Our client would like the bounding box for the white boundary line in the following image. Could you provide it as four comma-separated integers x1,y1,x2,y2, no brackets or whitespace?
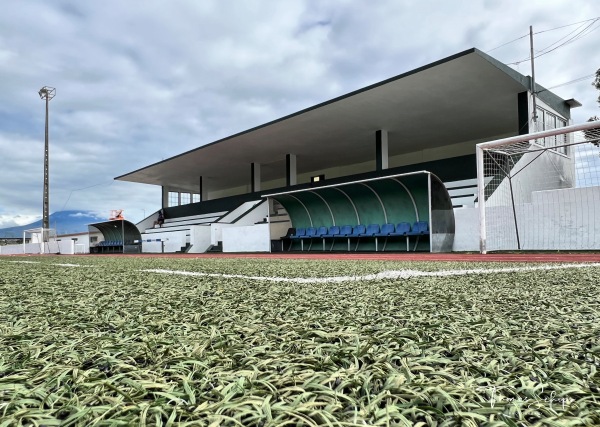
7,261,92,267
4,260,600,280
141,263,600,284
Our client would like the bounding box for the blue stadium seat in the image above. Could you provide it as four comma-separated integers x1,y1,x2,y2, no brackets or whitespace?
299,227,317,251
351,225,366,236
378,223,396,236
288,228,305,251
408,221,429,235
393,222,412,236
301,227,317,238
374,223,396,251
320,225,340,251
316,226,328,237
339,225,353,237
322,226,340,238
348,225,366,251
290,228,305,239
396,221,429,251
314,226,328,251
360,224,381,250
362,224,380,236
384,222,412,251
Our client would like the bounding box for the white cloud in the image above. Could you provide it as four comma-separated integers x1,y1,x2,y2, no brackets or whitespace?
0,214,41,229
0,0,598,225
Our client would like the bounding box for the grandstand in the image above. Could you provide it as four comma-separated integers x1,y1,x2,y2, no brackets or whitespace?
112,47,595,253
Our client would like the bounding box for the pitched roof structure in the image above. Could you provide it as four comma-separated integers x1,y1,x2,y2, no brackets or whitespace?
115,48,571,194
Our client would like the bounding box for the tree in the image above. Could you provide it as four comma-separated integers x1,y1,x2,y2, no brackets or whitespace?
584,68,600,147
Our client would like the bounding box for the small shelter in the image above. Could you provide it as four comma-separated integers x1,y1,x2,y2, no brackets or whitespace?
88,220,141,253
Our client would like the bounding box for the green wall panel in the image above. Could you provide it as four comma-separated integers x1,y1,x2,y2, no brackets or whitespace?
397,175,430,222
275,195,312,229
338,185,386,226
294,192,334,227
317,188,359,226
367,179,417,225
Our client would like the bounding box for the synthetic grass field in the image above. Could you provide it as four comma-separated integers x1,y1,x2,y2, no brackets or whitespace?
0,256,599,426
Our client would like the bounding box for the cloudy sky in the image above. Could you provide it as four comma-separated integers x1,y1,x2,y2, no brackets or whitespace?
0,0,598,227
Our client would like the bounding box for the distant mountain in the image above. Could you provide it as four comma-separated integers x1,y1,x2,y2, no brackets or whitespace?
0,210,107,237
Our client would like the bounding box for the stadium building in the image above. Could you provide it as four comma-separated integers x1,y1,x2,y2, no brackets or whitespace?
113,48,595,254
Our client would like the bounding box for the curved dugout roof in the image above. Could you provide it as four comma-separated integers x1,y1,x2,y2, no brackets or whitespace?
265,171,455,252
88,220,141,243
116,48,572,194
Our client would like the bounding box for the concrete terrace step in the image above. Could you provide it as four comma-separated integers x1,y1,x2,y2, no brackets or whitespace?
145,224,209,234
163,211,228,224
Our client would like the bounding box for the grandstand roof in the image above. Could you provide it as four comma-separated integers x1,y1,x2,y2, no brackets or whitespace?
115,48,573,193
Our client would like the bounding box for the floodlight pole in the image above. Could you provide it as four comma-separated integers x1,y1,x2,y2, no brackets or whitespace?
39,86,55,241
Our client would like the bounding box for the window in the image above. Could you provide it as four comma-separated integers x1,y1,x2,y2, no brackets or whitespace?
192,193,201,203
168,191,179,207
90,236,98,243
535,107,568,155
180,193,191,205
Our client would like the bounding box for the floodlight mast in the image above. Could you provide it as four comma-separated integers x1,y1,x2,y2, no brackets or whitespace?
38,86,55,240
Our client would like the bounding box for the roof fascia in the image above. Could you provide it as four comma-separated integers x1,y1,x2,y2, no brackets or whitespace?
473,48,571,119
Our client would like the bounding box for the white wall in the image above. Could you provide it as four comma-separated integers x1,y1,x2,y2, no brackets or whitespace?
452,207,480,252
486,150,574,207
189,225,212,253
3,242,61,255
141,230,186,253
486,186,600,251
0,243,36,255
222,223,271,252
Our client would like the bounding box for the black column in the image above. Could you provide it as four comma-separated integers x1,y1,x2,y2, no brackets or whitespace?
518,91,529,135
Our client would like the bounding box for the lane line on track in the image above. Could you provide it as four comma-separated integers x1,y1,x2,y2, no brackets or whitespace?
141,262,600,283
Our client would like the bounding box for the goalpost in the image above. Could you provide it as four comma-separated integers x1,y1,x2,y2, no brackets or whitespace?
23,228,59,254
477,121,600,253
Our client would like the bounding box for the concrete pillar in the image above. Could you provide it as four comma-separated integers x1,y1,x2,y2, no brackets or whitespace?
161,186,168,208
376,130,388,171
286,154,297,186
251,162,261,192
199,176,209,201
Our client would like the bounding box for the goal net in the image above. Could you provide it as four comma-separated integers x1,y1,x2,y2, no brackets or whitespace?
477,121,600,253
23,228,59,254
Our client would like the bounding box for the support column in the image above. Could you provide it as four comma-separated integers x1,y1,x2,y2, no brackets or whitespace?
251,162,261,192
517,91,529,135
161,186,168,208
286,154,297,186
199,176,208,201
375,130,388,171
